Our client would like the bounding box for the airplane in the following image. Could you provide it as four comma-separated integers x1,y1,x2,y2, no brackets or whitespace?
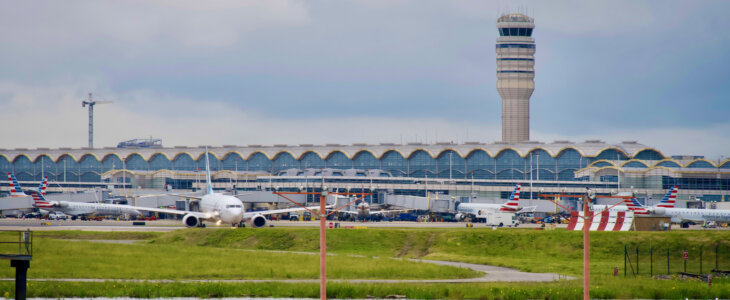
592,185,678,214
28,177,143,218
7,173,47,197
335,198,410,221
454,183,524,221
642,187,730,224
130,148,326,228
30,189,143,218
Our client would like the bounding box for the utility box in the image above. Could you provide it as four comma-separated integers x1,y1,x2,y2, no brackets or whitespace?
633,216,671,231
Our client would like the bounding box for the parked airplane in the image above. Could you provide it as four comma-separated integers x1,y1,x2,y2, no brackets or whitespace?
648,206,730,224
644,187,730,223
30,189,142,218
336,199,409,220
592,186,678,214
134,148,324,227
7,173,47,197
454,183,523,221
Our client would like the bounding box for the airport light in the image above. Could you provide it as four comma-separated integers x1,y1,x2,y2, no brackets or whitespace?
583,187,595,300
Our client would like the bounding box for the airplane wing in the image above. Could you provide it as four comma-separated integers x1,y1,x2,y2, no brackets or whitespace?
332,209,359,215
166,193,203,200
243,205,327,219
129,206,211,219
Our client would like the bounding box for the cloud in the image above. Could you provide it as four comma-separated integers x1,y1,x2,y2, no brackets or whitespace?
0,0,312,48
2,82,727,160
0,1,728,161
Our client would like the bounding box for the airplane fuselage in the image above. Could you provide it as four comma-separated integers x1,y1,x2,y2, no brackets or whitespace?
654,207,730,223
456,203,505,217
49,201,142,217
199,193,244,225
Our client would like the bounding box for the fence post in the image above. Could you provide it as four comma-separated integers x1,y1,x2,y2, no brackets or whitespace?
667,246,670,275
650,245,653,277
700,246,703,274
636,245,639,275
624,244,629,278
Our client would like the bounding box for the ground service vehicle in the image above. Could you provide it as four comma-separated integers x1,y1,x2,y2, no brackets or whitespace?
48,211,69,220
481,212,518,227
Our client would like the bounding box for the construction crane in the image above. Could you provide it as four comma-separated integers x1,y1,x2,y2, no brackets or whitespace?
81,92,112,148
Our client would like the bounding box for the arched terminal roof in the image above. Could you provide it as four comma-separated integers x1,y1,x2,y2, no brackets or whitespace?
0,140,675,163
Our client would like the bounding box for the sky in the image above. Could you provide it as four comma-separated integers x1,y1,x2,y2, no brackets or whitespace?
1,0,729,159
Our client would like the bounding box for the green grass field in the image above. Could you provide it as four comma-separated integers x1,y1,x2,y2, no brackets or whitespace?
1,228,729,299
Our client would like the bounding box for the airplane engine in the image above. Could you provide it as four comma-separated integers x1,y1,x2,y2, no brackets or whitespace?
57,202,69,208
649,207,666,216
182,214,200,227
247,214,267,228
454,213,464,221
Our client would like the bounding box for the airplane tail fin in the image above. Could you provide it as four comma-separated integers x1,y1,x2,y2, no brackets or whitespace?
205,147,213,195
656,185,678,208
38,176,48,196
500,183,521,212
28,188,53,209
8,173,26,197
625,197,644,208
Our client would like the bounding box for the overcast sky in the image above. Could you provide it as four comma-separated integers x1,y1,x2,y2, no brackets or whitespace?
1,0,729,159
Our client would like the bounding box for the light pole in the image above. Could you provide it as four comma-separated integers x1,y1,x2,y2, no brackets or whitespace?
583,187,596,300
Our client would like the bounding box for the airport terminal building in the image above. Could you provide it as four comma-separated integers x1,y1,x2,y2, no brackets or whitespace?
0,140,728,204
2,13,728,205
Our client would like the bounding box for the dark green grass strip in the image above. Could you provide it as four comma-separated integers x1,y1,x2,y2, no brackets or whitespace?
1,277,727,299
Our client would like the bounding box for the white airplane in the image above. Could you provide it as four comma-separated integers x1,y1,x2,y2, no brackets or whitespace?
131,148,325,227
454,183,525,221
30,177,143,218
336,198,410,220
644,188,730,224
592,185,678,215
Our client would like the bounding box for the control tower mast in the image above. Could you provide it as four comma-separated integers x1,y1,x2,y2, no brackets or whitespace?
496,13,535,143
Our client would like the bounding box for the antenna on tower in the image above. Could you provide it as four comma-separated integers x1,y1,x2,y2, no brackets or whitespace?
81,92,113,148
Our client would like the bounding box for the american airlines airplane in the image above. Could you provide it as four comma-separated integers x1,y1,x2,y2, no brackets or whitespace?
454,183,522,220
30,187,142,218
643,188,730,223
133,149,324,227
7,173,46,197
592,185,678,214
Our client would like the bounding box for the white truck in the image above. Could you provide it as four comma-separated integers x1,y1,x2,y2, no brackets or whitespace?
479,212,518,227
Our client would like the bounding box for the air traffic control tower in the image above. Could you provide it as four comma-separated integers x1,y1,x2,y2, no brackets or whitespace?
496,13,535,143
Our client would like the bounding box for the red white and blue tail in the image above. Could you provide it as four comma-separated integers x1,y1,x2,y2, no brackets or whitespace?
656,186,678,208
624,197,645,209
28,188,53,209
8,173,26,197
624,197,648,214
37,176,48,196
500,183,521,212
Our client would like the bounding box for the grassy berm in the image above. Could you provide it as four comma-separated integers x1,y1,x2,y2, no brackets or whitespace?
0,228,728,299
